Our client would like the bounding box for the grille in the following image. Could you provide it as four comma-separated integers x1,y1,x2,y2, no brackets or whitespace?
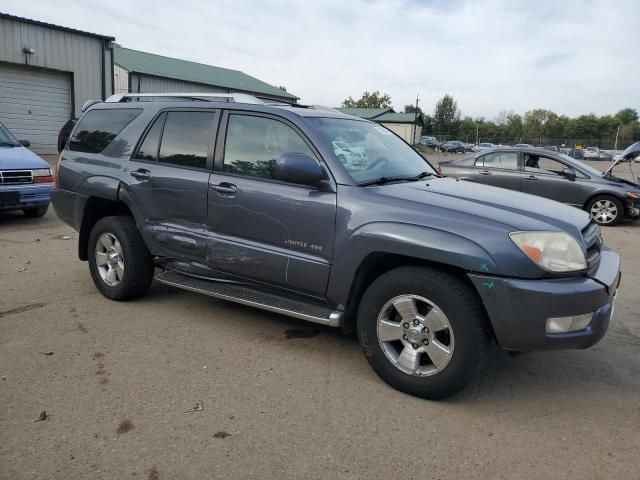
582,222,602,275
0,170,33,184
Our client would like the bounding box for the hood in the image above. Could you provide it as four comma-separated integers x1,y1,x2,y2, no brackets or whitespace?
603,141,640,177
374,177,591,234
0,146,49,170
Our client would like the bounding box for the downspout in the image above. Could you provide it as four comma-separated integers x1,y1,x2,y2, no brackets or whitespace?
101,41,106,100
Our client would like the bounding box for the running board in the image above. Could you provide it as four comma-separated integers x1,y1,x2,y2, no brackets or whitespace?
155,270,343,327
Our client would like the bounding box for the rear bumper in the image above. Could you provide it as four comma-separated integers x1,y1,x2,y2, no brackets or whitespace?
51,188,87,230
0,184,53,211
469,248,621,351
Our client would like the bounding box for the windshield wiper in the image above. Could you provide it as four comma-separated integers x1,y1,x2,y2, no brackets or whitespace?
358,171,433,187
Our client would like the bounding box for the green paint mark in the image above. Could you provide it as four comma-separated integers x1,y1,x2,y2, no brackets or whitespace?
482,281,494,289
480,263,489,272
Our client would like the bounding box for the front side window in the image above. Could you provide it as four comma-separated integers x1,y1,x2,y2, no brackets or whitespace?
524,155,568,176
223,114,316,180
477,152,518,170
69,109,141,153
158,112,214,169
306,117,435,184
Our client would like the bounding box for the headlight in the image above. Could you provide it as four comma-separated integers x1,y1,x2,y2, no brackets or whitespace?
509,231,587,272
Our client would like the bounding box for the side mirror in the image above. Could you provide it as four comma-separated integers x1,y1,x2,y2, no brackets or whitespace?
19,140,30,148
274,153,326,186
564,167,576,181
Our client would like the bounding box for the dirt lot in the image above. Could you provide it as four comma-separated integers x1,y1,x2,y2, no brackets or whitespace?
1,158,639,480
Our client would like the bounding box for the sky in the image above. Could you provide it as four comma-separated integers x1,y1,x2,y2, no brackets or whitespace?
3,0,639,119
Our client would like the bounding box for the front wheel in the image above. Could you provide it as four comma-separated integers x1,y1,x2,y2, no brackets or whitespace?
88,216,154,300
587,196,624,226
357,266,490,400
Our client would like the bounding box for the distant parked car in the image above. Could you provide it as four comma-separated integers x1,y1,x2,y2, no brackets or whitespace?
568,148,585,160
0,122,54,217
332,140,367,166
440,140,466,153
543,146,559,152
420,136,441,150
439,144,640,225
583,147,611,161
513,143,534,149
57,118,77,153
475,142,495,152
464,143,475,152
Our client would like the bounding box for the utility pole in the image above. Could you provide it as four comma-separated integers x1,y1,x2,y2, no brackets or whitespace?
614,125,621,151
414,94,420,143
475,124,479,145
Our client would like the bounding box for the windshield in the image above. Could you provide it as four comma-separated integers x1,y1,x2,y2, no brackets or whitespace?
0,123,20,146
307,117,435,184
557,153,604,177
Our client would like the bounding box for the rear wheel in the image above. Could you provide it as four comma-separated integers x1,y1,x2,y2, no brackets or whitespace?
23,206,48,218
88,216,154,300
357,266,490,400
587,196,623,226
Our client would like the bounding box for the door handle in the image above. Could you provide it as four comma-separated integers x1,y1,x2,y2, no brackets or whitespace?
211,182,238,196
525,175,538,180
130,169,151,180
479,170,491,175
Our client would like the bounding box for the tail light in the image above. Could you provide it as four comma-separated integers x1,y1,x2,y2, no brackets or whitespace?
33,168,55,183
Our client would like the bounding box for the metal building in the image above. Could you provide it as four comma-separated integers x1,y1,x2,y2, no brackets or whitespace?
337,108,423,144
0,13,114,154
113,47,298,105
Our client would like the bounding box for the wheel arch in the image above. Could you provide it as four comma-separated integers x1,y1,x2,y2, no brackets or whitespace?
78,196,134,261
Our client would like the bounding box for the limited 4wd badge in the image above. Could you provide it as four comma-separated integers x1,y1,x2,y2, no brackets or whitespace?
285,238,324,253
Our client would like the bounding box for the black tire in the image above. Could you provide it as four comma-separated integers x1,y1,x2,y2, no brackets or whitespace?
586,195,624,226
23,206,48,218
357,266,490,400
87,216,154,300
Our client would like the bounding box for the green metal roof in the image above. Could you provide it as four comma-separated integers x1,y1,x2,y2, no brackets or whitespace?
113,47,298,101
335,107,392,119
375,112,422,124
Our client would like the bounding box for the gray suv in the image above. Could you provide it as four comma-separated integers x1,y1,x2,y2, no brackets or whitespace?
53,93,621,399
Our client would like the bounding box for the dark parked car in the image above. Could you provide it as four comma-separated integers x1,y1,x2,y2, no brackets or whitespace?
53,93,621,399
440,140,466,153
440,146,640,225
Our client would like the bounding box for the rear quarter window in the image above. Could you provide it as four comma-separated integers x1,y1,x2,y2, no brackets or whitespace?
69,109,141,153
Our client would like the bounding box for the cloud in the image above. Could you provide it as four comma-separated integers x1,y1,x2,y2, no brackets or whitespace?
2,0,638,118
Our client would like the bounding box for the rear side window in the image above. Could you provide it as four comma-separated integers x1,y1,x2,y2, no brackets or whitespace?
69,109,141,153
158,112,214,169
476,152,518,170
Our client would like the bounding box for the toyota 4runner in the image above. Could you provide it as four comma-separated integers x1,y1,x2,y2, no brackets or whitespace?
53,93,621,399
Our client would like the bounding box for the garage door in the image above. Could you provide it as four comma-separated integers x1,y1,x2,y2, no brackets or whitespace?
0,63,71,155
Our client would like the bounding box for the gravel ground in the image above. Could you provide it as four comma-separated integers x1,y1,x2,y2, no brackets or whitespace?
1,160,639,480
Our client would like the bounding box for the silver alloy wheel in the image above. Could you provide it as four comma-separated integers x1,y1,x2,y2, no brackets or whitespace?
376,294,455,376
95,232,124,287
590,199,618,224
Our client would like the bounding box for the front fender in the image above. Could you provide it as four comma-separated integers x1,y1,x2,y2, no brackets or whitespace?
326,222,500,306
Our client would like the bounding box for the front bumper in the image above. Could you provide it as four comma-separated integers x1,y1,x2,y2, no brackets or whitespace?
0,183,54,211
469,248,621,351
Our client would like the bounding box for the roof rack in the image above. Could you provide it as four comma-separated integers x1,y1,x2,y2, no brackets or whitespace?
104,92,265,105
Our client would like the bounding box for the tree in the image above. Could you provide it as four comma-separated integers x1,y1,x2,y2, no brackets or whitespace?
615,108,639,125
342,90,392,108
433,94,460,136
